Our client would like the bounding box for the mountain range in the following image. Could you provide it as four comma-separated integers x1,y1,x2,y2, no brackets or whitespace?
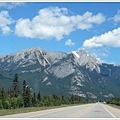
0,47,120,100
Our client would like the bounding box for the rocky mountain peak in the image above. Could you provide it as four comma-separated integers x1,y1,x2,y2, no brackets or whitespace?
25,46,43,53
77,48,87,55
71,49,101,73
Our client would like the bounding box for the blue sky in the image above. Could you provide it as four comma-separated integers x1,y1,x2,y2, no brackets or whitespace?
0,2,120,64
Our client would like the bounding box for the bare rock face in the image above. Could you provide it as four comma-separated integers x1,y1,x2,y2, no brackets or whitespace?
72,49,101,73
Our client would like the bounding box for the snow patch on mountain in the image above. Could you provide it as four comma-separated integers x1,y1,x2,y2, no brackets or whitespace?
76,82,83,86
21,68,41,73
46,82,52,86
72,51,80,58
42,76,48,83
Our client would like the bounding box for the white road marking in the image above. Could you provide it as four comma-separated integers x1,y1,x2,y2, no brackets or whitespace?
100,103,116,118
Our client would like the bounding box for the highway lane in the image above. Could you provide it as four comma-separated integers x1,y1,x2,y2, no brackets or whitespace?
79,103,116,118
1,103,120,118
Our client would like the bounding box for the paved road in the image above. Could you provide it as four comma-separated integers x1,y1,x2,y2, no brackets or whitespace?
1,103,120,118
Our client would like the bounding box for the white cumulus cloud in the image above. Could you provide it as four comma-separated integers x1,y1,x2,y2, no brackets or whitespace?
0,10,14,35
83,27,120,48
15,7,105,40
0,2,25,9
65,39,75,46
113,10,120,22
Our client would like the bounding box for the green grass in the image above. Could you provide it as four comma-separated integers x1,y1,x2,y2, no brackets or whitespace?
0,104,74,116
0,104,85,116
0,106,60,116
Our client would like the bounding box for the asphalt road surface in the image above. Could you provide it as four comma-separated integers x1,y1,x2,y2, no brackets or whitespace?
1,103,120,118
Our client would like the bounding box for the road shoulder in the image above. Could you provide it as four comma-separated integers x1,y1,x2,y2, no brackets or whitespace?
102,103,120,118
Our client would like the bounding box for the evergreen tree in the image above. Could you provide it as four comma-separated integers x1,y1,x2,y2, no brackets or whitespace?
0,100,3,109
25,86,32,107
0,85,6,100
22,80,26,107
7,87,13,98
70,94,74,104
32,92,37,106
22,80,32,107
22,80,28,107
23,80,26,95
37,91,41,101
12,73,20,97
52,94,59,100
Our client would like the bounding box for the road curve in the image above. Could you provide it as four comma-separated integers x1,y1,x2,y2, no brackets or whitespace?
1,103,120,118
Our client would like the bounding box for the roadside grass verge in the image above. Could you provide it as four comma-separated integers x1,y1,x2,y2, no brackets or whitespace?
0,106,63,116
108,104,120,110
0,104,84,116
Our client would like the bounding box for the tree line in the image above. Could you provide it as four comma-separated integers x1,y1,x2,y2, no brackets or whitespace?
0,73,89,109
107,98,120,106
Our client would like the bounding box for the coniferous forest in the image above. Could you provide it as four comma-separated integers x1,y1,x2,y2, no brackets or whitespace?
0,73,90,109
